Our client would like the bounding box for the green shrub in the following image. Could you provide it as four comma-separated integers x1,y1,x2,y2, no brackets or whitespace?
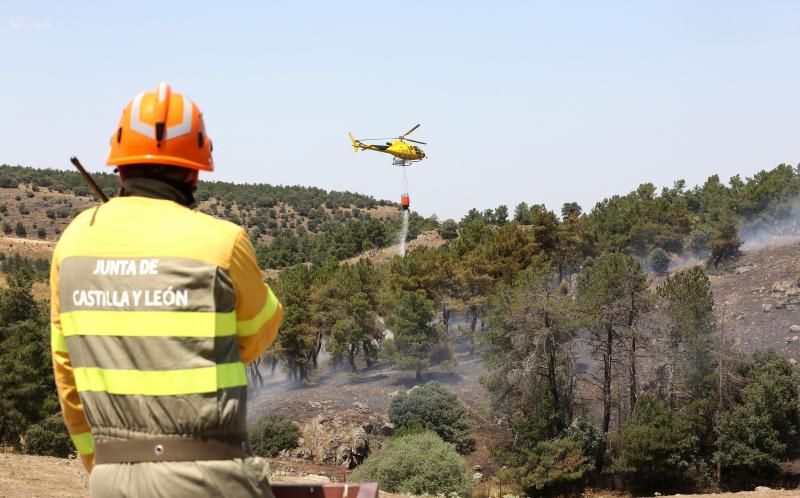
649,247,670,275
689,229,710,256
439,219,459,240
349,431,474,497
388,381,475,453
714,351,800,479
500,435,593,496
611,398,695,493
250,414,301,457
24,414,73,457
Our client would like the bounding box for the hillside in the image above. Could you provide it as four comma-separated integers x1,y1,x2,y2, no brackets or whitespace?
0,164,438,269
699,242,800,368
0,164,401,243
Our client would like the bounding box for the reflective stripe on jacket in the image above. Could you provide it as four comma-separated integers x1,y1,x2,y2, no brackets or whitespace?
50,186,283,470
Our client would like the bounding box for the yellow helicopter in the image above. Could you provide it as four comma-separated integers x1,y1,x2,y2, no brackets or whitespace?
348,124,427,163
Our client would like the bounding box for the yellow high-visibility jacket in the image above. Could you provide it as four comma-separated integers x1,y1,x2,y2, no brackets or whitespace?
50,185,283,472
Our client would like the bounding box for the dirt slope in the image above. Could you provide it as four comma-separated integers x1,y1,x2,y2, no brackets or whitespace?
706,241,800,361
0,452,417,498
342,229,446,267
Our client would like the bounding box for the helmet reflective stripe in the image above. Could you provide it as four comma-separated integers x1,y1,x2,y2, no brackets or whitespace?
165,97,193,140
129,93,193,140
157,82,168,102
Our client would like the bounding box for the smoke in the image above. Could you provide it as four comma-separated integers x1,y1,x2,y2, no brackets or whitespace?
669,253,709,273
740,195,800,251
398,210,409,256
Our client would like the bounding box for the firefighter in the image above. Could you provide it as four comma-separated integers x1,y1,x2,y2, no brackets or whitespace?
50,83,284,497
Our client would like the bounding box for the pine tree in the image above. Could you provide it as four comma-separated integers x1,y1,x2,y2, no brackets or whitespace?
270,265,318,382
324,259,382,371
386,290,437,380
578,253,649,472
0,268,57,449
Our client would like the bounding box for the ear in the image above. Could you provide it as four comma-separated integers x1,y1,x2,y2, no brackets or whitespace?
189,170,199,187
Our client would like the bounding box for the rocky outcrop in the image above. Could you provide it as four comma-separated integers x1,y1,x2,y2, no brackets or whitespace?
294,414,370,468
771,281,800,310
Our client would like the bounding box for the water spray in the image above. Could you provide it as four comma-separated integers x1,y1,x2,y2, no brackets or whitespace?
398,166,410,256
399,210,409,257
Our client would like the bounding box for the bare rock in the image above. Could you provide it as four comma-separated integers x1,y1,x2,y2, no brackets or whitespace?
293,447,314,461
353,428,369,456
336,446,353,468
380,422,396,436
352,401,370,414
308,401,322,409
790,358,798,366
735,266,753,275
473,472,484,482
791,325,800,333
320,449,335,464
773,281,793,293
762,303,773,313
361,422,374,434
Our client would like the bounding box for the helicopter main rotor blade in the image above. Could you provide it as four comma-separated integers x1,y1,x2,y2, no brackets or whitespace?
401,124,420,138
360,137,394,141
405,138,427,145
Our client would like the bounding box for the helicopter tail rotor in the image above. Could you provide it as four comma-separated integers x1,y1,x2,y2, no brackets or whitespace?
348,132,360,152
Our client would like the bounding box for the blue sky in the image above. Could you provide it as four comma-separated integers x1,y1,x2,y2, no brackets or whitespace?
2,1,800,220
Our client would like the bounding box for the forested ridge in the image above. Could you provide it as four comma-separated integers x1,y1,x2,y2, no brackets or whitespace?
0,164,436,268
3,162,800,495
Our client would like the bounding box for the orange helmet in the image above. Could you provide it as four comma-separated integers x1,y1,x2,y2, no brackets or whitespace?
106,83,213,171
